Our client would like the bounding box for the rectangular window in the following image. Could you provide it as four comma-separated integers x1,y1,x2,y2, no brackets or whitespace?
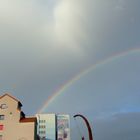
0,125,4,131
0,115,4,120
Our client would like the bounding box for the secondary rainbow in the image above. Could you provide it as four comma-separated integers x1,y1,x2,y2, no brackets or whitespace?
38,47,140,113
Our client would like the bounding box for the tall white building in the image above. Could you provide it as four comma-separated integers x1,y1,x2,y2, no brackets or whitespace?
36,114,56,140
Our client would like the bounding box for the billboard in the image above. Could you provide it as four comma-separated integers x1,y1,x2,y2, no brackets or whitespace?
57,115,70,140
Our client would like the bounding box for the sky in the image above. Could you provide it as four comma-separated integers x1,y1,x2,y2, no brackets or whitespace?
0,0,140,139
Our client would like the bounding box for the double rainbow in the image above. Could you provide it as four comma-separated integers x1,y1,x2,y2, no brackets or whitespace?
38,47,140,113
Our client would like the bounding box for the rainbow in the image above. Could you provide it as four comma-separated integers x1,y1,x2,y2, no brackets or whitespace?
37,47,140,113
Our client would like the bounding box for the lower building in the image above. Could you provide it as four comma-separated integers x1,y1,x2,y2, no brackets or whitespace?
0,93,71,140
0,94,37,140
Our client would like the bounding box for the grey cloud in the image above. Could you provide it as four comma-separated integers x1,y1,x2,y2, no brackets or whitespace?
0,0,140,115
94,112,140,140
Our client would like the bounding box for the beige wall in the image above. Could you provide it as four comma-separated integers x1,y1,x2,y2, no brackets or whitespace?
0,95,21,123
0,95,36,140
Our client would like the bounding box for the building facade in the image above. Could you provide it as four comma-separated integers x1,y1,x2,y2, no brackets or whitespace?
36,114,71,140
36,114,56,140
0,94,37,140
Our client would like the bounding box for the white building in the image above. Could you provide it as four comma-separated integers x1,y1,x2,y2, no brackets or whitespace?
36,114,56,140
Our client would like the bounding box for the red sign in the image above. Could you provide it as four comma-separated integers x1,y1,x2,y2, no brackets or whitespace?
0,125,3,130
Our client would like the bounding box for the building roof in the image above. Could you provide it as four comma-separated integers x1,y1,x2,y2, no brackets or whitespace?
20,117,37,123
0,93,22,106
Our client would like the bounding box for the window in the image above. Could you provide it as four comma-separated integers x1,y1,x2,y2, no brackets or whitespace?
39,130,46,134
0,104,8,109
0,135,2,140
0,115,4,120
43,125,46,128
0,125,4,131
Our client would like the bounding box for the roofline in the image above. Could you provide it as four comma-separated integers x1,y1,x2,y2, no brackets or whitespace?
0,93,22,106
20,117,37,123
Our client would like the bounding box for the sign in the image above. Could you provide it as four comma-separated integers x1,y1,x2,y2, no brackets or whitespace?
0,125,4,131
